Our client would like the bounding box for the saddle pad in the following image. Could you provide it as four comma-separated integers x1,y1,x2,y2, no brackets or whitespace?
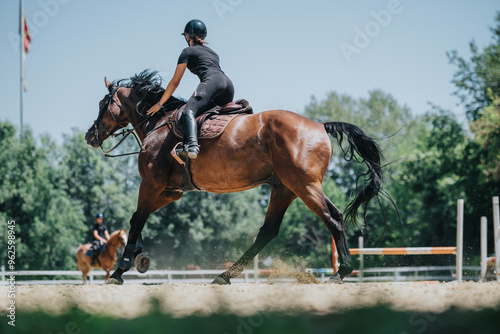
87,244,104,257
173,113,245,140
171,100,253,140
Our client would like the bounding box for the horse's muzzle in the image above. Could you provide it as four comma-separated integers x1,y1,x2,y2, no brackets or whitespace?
85,126,101,148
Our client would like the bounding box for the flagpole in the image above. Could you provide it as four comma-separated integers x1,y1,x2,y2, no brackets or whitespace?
19,0,24,138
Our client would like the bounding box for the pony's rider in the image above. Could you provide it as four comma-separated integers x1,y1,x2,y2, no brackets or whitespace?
91,213,110,265
146,19,234,159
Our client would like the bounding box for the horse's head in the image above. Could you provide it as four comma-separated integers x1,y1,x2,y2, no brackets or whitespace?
118,229,128,247
85,78,130,148
108,229,128,249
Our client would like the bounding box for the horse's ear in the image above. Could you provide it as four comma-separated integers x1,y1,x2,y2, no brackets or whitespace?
104,77,114,93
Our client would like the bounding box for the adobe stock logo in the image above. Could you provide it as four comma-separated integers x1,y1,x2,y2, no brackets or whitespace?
7,0,72,54
339,0,412,63
213,0,244,21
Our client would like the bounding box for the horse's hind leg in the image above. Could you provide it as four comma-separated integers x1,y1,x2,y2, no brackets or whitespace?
212,183,297,285
80,266,90,285
77,253,89,284
294,183,353,282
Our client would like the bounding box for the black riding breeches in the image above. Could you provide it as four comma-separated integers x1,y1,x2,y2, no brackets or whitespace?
91,240,102,252
184,74,234,117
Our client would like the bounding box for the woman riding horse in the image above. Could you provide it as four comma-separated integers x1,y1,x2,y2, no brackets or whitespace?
146,19,234,159
85,69,399,285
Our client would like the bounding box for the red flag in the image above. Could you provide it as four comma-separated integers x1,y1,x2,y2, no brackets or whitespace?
23,11,30,54
21,7,30,92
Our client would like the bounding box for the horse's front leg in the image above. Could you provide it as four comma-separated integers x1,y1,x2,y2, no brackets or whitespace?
107,187,182,285
107,210,152,284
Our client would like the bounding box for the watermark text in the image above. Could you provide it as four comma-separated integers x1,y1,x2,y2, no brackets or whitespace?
7,220,16,327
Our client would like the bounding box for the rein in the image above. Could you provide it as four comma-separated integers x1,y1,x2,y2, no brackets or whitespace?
100,119,147,158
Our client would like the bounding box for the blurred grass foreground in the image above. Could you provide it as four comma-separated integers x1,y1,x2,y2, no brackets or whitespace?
2,305,500,334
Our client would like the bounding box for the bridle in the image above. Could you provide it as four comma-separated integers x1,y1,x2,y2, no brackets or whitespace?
92,86,147,158
91,85,181,158
93,86,127,146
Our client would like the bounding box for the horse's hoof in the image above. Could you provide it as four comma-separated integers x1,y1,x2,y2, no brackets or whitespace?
105,277,123,285
211,276,231,285
106,277,124,285
134,253,151,274
106,270,124,285
328,273,344,284
338,263,353,279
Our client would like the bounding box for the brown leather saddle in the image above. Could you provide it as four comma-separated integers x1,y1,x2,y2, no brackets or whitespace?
168,100,253,191
169,99,253,140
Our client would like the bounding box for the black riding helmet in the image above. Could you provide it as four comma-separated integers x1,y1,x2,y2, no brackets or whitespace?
182,19,207,40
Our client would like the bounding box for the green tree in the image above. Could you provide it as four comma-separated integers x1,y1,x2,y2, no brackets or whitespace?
391,107,494,267
469,94,500,181
0,122,86,270
61,129,137,237
447,12,500,263
448,12,500,122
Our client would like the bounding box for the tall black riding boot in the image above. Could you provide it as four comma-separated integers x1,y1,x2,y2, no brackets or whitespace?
91,244,97,266
181,109,199,159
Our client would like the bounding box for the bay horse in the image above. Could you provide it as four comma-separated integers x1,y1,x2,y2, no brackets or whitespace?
76,229,127,284
85,70,395,285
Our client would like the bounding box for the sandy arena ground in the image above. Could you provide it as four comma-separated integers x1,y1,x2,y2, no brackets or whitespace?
1,282,499,318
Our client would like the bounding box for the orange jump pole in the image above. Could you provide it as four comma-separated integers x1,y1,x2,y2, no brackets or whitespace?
333,199,464,282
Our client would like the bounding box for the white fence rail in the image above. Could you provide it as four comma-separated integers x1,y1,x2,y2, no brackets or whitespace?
0,269,265,285
0,266,483,285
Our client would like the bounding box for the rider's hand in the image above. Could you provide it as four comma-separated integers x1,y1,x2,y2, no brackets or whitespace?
146,103,162,116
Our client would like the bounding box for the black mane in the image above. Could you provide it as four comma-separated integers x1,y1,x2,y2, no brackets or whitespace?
114,70,186,113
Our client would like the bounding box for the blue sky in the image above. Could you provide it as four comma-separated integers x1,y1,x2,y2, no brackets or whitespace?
0,0,498,142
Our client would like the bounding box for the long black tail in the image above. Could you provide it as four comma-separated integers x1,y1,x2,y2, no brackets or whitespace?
324,122,395,228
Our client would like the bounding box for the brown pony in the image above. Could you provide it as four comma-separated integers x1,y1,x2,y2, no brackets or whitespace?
76,229,127,284
85,70,396,285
